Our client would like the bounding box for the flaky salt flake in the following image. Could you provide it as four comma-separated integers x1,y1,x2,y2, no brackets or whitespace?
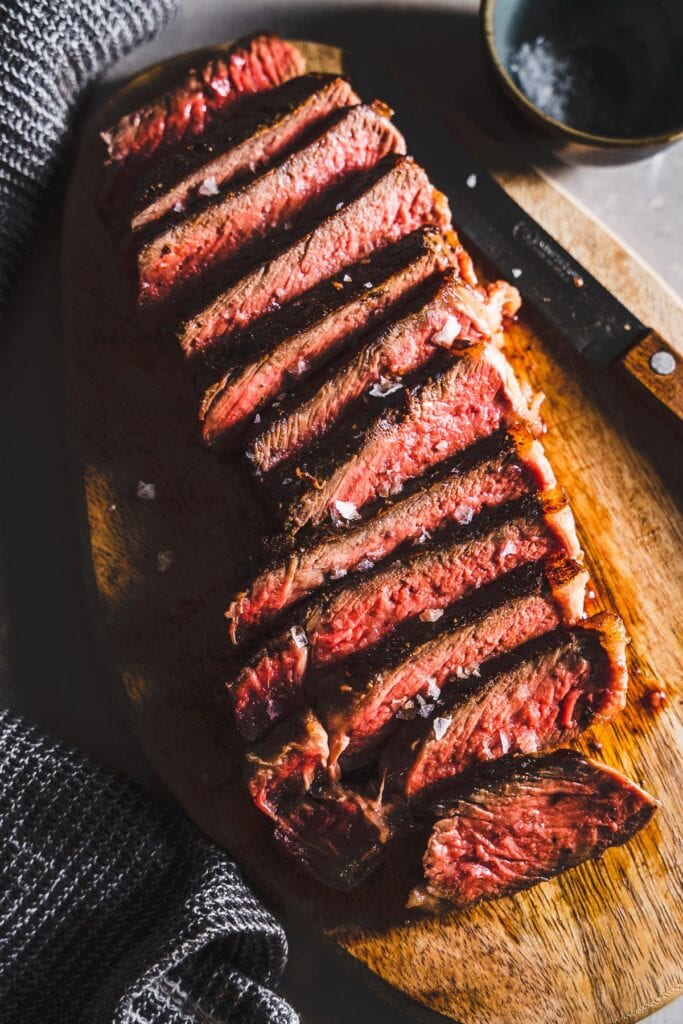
329,567,347,580
455,506,474,525
417,528,431,545
426,677,441,700
157,550,174,572
364,281,373,289
499,730,510,754
369,376,404,398
511,267,523,279
435,440,449,452
334,500,361,521
253,413,261,424
198,176,219,197
296,358,308,376
173,200,185,213
290,625,308,649
137,481,156,500
466,173,477,188
420,608,444,623
343,273,352,283
336,201,345,210
415,694,431,718
108,503,117,512
357,558,375,571
433,717,450,741
500,540,517,558
432,315,461,348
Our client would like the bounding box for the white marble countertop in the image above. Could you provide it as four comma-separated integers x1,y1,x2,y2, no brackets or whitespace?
0,2,680,1022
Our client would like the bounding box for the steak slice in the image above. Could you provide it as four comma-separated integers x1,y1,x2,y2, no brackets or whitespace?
247,269,521,474
245,710,396,889
408,750,657,911
382,613,628,803
177,155,451,357
101,33,305,203
130,73,358,233
320,558,588,768
200,229,462,446
229,489,580,742
271,342,540,533
137,103,406,306
227,425,557,644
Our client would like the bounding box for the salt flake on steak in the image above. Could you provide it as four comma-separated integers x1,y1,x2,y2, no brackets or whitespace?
432,315,461,348
333,500,361,521
420,608,444,623
369,376,404,398
198,176,219,196
289,625,308,648
426,677,442,700
433,717,450,741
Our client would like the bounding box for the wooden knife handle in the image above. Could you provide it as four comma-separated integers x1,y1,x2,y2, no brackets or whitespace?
619,331,683,433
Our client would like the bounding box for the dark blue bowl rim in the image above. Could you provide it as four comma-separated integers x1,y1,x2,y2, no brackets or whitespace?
480,0,683,149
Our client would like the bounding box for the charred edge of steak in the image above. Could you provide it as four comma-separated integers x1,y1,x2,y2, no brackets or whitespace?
176,153,451,356
225,423,557,646
199,229,460,445
228,488,579,743
244,709,398,889
263,341,540,534
100,33,305,203
319,557,588,767
408,749,657,911
244,264,522,475
130,74,359,233
136,102,407,307
381,614,628,804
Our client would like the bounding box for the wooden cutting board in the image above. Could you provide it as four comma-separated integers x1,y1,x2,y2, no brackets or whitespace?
63,40,683,1024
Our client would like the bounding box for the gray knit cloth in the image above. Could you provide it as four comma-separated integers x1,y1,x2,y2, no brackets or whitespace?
0,709,297,1024
0,0,177,308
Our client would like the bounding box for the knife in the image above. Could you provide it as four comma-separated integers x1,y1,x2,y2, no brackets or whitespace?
346,52,683,432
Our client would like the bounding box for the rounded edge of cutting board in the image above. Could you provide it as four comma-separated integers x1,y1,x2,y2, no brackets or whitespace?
62,38,683,1024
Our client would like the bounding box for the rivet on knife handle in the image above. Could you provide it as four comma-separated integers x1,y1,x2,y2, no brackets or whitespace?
619,331,683,433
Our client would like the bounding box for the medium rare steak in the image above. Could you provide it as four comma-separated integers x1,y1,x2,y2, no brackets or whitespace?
130,74,358,232
177,155,450,357
269,342,540,533
408,750,657,911
229,489,580,742
245,710,396,888
101,33,305,202
382,613,628,802
200,229,462,445
247,269,521,474
136,102,406,306
227,426,557,643
320,558,588,767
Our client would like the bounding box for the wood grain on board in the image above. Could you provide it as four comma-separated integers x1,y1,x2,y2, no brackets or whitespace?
62,40,683,1024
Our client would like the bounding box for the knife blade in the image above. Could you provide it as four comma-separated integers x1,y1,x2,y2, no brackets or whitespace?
346,51,683,432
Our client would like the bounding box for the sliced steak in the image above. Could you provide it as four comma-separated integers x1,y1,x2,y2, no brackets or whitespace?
177,155,451,357
227,425,557,644
247,269,521,474
137,103,406,307
271,342,540,533
245,710,396,889
200,229,462,445
408,750,657,911
101,33,305,203
130,74,358,233
321,558,588,767
382,613,628,803
229,489,580,742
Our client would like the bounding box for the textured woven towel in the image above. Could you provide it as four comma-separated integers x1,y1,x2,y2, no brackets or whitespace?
0,0,179,309
0,708,298,1024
